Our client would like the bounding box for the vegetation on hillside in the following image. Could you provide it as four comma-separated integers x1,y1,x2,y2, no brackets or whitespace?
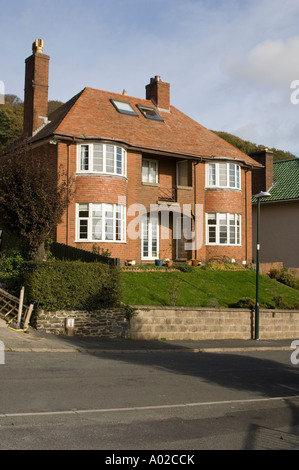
212,130,297,162
0,96,63,150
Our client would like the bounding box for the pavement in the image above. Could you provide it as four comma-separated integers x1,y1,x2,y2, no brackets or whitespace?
0,317,295,354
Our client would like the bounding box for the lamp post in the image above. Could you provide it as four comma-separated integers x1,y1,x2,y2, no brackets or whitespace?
254,190,271,340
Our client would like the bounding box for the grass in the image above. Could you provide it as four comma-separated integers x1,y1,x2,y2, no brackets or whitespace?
121,269,299,308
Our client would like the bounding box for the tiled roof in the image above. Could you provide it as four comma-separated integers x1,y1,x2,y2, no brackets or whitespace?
31,87,261,167
253,158,299,202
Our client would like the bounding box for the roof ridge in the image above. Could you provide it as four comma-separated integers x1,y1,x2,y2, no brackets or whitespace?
274,158,299,164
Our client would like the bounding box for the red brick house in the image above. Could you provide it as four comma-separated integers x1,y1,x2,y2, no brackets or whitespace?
24,40,261,265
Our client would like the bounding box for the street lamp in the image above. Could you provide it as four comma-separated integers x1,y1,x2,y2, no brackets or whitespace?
254,190,271,340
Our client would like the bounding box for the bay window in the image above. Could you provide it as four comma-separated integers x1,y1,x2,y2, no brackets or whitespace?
206,162,241,189
77,203,126,242
206,213,241,245
78,143,126,177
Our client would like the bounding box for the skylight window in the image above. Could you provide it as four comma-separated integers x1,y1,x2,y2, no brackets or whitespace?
137,105,164,122
110,99,138,116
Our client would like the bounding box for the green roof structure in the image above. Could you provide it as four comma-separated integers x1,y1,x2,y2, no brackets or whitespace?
253,158,299,203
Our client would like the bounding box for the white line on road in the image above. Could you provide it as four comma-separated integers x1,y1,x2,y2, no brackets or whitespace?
1,395,299,418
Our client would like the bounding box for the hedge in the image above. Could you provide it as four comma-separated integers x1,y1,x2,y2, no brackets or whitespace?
23,260,121,311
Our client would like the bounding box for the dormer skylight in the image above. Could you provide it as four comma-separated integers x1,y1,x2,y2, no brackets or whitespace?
137,104,164,121
110,99,138,116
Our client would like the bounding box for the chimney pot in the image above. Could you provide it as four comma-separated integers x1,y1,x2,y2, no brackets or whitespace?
32,39,44,54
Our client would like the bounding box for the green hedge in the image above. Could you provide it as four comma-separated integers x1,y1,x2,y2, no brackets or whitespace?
23,260,121,311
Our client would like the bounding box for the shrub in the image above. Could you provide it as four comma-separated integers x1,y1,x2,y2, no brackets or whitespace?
233,297,256,309
272,295,290,309
23,260,121,311
269,268,299,291
0,248,26,291
172,262,194,273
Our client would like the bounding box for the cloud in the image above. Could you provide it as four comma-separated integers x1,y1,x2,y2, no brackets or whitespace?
222,36,299,88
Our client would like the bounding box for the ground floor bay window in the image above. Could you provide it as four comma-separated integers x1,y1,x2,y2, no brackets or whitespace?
206,213,241,245
77,203,126,242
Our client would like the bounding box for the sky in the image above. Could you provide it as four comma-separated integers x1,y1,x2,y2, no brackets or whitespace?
1,0,299,156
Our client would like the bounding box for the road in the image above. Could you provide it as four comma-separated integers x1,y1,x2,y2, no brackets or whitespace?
1,348,299,450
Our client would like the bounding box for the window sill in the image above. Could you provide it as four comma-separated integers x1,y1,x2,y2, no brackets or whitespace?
75,240,126,244
206,243,241,247
205,187,241,192
76,172,127,180
142,182,159,187
176,185,193,190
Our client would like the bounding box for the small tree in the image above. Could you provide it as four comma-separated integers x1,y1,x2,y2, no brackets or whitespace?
0,139,73,259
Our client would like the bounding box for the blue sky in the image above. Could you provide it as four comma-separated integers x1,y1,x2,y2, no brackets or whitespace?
1,0,299,156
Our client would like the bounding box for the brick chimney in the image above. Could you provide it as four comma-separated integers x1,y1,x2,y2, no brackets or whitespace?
146,76,170,111
250,148,274,195
23,39,50,137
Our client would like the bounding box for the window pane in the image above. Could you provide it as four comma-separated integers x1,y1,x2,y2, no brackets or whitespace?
106,146,114,173
142,160,149,182
229,164,236,188
236,165,240,188
80,145,89,171
79,203,89,218
207,213,216,225
93,144,103,172
92,204,102,240
229,214,236,244
219,214,227,244
209,164,216,186
237,215,240,244
208,226,216,243
79,220,88,239
116,147,122,175
178,161,188,186
149,161,157,183
105,204,114,240
111,99,137,115
219,163,227,187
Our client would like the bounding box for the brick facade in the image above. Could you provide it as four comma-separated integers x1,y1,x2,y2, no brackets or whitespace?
23,40,261,266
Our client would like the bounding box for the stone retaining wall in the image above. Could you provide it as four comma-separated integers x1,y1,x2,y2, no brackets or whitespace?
33,309,128,337
130,306,299,340
32,306,299,340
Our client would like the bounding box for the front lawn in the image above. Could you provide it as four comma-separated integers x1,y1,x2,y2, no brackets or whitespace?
121,270,299,308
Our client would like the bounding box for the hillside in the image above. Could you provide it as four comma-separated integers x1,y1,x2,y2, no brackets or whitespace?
212,130,297,162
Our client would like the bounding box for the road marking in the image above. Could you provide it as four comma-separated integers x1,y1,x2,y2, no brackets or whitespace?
1,395,299,418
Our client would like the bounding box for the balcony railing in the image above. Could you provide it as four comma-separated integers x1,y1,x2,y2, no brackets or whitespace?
158,187,176,202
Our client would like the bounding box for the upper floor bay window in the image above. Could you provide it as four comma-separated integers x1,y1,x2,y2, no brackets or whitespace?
78,143,126,177
77,203,126,242
142,158,158,183
206,162,241,189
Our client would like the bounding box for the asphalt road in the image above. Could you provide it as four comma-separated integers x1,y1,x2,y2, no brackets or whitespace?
1,348,299,451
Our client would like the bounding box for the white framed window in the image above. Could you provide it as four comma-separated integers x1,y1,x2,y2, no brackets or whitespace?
206,162,241,189
206,213,241,245
77,143,126,177
77,203,126,242
142,159,158,183
142,213,159,260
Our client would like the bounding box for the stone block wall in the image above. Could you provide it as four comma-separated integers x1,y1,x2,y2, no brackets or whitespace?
33,309,128,337
130,306,299,340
